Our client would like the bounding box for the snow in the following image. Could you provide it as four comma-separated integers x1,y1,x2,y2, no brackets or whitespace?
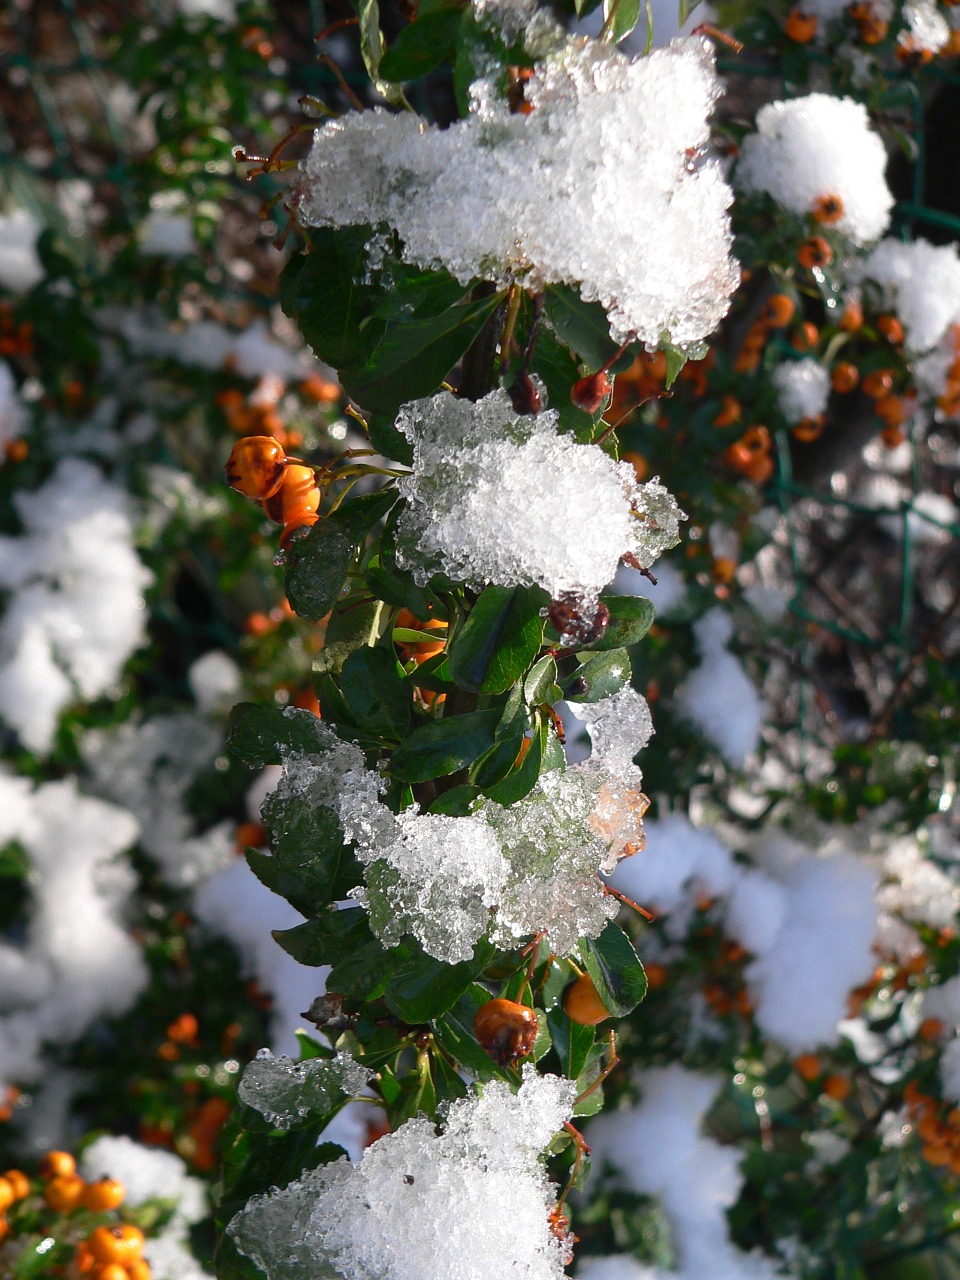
297,38,738,350
0,209,44,292
736,94,893,245
675,609,764,765
857,238,960,354
396,391,683,604
229,1067,576,1280
772,360,830,425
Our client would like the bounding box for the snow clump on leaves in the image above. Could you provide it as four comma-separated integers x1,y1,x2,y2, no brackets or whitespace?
395,390,684,603
296,38,739,349
736,94,893,246
238,1050,373,1129
855,237,960,355
772,359,831,424
229,1067,576,1280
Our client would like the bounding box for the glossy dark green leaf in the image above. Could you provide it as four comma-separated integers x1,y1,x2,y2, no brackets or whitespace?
384,937,497,1022
273,907,373,969
314,597,386,678
366,564,442,619
567,648,632,702
471,731,526,789
429,784,481,815
248,798,358,914
283,489,397,622
581,921,648,1017
390,708,501,782
582,594,656,652
348,288,504,418
524,655,558,706
602,0,642,42
338,647,411,739
379,6,462,81
226,703,328,767
546,1005,595,1079
544,284,632,373
481,715,547,805
530,326,599,442
448,585,546,695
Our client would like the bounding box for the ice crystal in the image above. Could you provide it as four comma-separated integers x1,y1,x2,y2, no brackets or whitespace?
481,768,621,954
395,391,684,600
229,1068,576,1280
569,686,655,768
297,39,738,349
856,238,960,353
238,1050,373,1129
771,359,830,425
736,94,893,246
269,718,645,962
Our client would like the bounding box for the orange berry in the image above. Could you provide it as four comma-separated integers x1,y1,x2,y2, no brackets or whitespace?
263,464,321,527
923,1142,952,1167
0,1178,14,1212
235,820,266,851
812,193,844,225
2,1169,29,1200
712,557,737,584
831,362,859,393
744,453,775,485
919,1017,945,1041
793,1053,821,1082
299,374,340,404
644,962,667,990
40,1150,76,1179
743,322,770,353
733,349,761,374
44,1172,85,1212
877,314,905,345
225,436,288,500
791,321,820,352
473,999,539,1066
563,973,612,1026
91,1265,130,1280
0,1217,9,1244
897,35,934,66
792,415,825,442
167,1013,200,1044
761,294,796,328
645,350,668,381
881,426,906,450
822,1073,851,1100
80,1177,126,1212
839,299,864,331
861,369,895,399
126,1261,153,1280
157,1041,180,1062
785,7,817,40
798,237,833,270
88,1224,145,1266
713,395,742,428
4,439,28,463
874,395,906,427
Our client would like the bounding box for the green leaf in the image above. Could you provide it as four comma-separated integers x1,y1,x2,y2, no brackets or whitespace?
481,714,547,805
314,597,385,678
602,0,642,42
678,0,705,21
434,983,507,1081
366,564,441,618
380,7,463,82
390,708,501,783
384,937,497,1022
283,489,397,621
471,732,526,789
250,796,359,913
546,1005,595,1079
580,922,648,1017
567,648,632,702
529,325,599,442
579,594,656,652
348,288,505,418
661,339,688,389
448,585,546,695
227,703,328,767
544,284,631,373
347,0,407,104
524,655,558,706
337,646,412,739
273,908,373,968
428,784,481,815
